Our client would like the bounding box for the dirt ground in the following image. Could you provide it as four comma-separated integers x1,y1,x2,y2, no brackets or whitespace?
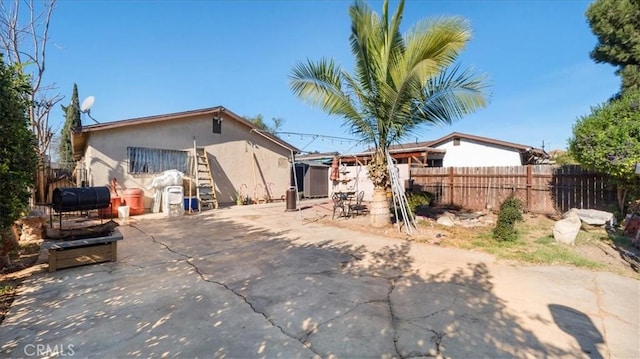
308,200,640,279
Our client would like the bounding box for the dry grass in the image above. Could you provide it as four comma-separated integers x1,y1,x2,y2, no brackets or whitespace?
309,200,639,279
414,213,639,278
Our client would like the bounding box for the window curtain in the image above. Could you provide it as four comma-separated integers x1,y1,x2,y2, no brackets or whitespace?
128,147,189,174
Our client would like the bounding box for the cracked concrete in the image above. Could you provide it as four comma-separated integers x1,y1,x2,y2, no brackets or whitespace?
1,200,639,358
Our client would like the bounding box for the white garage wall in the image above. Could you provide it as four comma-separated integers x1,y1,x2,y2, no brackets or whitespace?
435,139,522,167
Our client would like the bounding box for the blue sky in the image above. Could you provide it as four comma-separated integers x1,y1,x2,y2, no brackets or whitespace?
40,0,619,154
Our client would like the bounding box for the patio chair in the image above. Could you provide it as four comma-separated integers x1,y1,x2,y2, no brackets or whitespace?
349,191,368,216
331,192,348,219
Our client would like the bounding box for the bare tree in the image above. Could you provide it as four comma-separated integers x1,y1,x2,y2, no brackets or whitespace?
0,0,62,203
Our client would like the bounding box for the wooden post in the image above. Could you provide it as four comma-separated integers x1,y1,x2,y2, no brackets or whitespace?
526,165,532,212
48,250,57,272
448,167,455,206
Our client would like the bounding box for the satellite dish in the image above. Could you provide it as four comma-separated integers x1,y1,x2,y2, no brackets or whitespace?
80,96,100,124
80,96,95,113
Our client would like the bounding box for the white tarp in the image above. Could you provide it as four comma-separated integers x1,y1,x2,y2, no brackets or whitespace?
147,170,184,190
147,170,184,213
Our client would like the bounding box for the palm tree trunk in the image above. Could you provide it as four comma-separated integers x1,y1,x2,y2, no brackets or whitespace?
369,187,391,227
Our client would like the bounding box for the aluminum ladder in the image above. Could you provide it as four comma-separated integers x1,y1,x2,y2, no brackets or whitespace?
386,151,417,235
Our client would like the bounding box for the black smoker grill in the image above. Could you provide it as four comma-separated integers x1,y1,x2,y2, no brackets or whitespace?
47,186,123,272
50,186,112,228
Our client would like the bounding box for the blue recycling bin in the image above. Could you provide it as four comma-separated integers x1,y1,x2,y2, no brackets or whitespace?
184,197,198,211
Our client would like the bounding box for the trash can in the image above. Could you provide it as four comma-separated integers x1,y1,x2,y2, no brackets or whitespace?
285,187,297,212
118,206,130,222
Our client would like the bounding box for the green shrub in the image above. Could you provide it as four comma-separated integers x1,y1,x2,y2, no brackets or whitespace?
405,191,433,215
492,196,524,241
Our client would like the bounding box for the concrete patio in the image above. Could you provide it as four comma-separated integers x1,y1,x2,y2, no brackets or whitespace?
1,200,638,358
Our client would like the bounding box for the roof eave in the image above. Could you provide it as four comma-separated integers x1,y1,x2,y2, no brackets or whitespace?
76,106,300,154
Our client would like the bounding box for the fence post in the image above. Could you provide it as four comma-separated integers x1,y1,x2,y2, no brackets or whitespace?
448,167,454,206
526,164,532,212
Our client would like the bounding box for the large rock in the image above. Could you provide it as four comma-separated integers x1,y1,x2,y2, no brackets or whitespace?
16,212,46,241
436,212,456,227
553,213,582,245
562,208,580,219
575,209,616,226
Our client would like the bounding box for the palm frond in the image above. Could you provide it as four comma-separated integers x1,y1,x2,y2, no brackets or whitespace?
403,16,471,80
290,59,358,119
411,64,489,132
380,0,405,82
341,72,379,146
349,0,380,97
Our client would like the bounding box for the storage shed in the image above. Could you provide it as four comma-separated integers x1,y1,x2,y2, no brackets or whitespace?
294,161,329,198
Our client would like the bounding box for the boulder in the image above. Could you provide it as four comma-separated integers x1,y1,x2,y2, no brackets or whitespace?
436,212,456,227
553,215,582,245
575,209,616,226
562,208,580,219
16,212,46,241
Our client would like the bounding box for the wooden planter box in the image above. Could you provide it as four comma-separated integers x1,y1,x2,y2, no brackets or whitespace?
48,228,123,272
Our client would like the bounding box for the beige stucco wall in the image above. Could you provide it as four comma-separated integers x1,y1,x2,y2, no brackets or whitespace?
80,113,292,210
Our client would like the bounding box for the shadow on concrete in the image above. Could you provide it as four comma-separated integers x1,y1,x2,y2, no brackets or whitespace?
1,214,573,358
549,304,604,358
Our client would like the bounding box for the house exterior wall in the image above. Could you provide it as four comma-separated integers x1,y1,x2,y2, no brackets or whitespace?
80,113,292,210
434,138,523,167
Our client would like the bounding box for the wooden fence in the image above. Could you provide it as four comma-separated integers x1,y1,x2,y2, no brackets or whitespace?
410,165,620,214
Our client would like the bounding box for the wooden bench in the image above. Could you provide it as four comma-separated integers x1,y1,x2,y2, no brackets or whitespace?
48,228,123,272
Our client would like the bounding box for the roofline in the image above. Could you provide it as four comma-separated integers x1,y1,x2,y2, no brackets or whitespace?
427,132,547,155
344,146,446,158
386,141,433,151
78,106,224,132
75,106,299,153
295,161,330,167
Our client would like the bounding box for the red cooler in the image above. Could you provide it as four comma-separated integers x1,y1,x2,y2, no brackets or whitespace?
123,188,145,215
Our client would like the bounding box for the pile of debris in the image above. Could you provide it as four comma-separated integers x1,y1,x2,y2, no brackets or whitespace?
421,210,496,228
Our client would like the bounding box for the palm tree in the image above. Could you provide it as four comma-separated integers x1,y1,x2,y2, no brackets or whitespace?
290,0,488,227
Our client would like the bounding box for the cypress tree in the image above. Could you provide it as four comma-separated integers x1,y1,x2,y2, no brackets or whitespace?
59,83,81,170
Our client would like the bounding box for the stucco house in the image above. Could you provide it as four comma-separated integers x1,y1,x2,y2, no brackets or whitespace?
71,106,298,211
386,132,549,167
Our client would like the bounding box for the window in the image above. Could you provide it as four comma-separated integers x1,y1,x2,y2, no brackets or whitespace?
453,137,461,146
127,147,189,174
212,116,222,134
